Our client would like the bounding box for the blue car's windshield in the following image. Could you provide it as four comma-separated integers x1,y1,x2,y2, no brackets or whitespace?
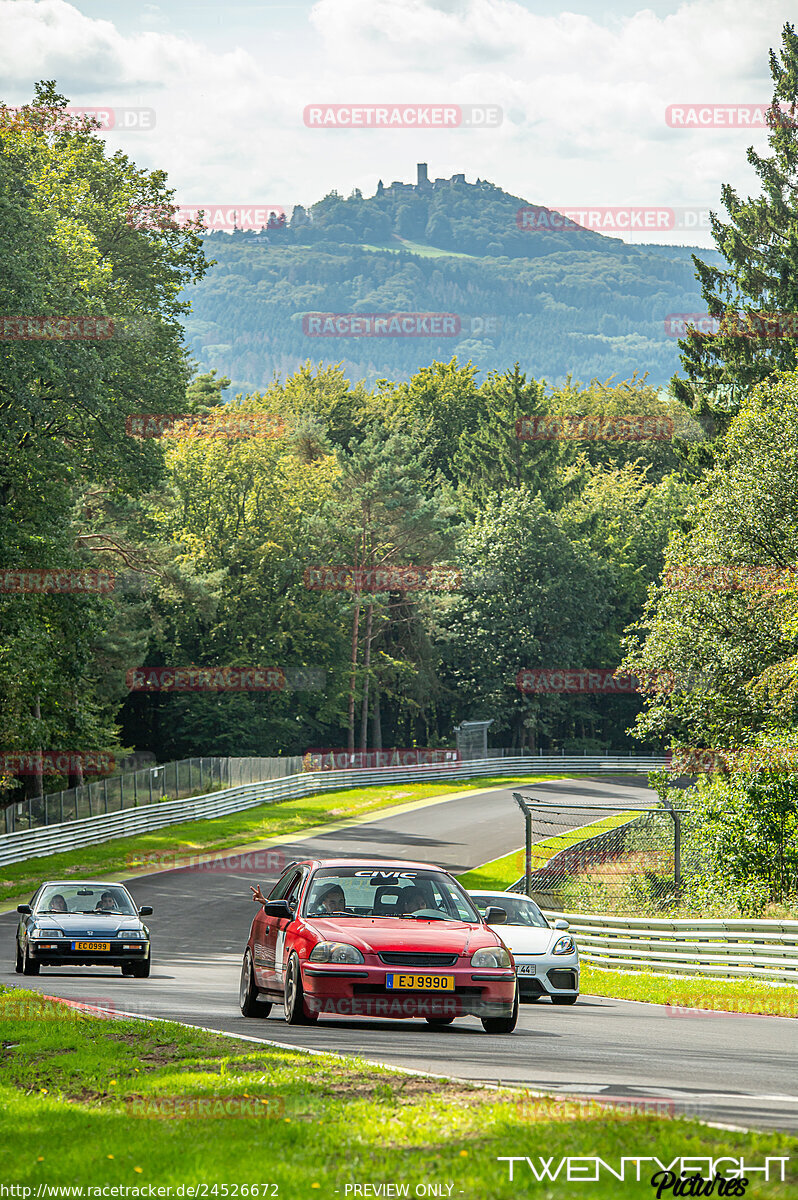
35,884,137,916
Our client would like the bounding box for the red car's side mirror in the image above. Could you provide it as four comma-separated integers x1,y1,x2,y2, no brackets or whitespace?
262,899,294,920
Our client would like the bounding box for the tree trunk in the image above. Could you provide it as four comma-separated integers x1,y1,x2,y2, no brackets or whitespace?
372,681,382,750
359,602,374,751
347,596,361,753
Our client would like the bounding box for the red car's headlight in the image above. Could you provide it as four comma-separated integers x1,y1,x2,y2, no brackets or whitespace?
308,941,365,964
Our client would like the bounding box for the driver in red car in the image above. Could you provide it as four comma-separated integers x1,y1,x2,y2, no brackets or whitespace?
399,885,427,914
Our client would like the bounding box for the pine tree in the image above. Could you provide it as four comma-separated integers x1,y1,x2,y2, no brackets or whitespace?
676,22,798,432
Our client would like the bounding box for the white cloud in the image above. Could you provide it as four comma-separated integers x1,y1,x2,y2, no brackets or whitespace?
0,0,793,243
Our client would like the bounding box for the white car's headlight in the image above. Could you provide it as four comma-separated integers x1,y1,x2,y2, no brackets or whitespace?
309,941,365,964
32,927,63,938
552,936,576,955
471,946,511,969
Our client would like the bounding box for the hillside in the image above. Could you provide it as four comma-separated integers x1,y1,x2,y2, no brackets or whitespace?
180,170,721,390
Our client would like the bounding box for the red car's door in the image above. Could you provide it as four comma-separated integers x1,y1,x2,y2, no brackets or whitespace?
257,867,306,993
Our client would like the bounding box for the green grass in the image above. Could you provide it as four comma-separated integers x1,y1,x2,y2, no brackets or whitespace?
1,988,795,1195
358,236,477,259
0,773,565,911
581,962,798,1017
457,811,637,890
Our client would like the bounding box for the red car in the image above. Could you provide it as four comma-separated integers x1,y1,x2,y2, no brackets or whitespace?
239,858,518,1033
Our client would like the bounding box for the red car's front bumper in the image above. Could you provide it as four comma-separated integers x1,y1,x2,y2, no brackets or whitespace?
301,962,516,1019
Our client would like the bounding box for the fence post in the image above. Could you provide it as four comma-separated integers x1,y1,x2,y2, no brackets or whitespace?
133,772,138,808
103,779,108,813
60,791,64,823
514,793,534,897
175,760,179,799
662,795,682,891
188,759,193,793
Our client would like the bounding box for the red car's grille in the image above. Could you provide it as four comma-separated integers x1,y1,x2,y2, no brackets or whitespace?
378,952,458,967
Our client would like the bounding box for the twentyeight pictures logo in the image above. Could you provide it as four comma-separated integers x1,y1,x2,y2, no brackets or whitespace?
303,104,502,128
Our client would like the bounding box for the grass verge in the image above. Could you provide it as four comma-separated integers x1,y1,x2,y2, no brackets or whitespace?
581,962,798,1018
1,987,795,1195
1,773,564,911
457,810,637,890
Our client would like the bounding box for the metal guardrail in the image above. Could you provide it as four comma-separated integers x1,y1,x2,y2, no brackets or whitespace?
540,910,798,983
2,755,303,834
0,755,665,868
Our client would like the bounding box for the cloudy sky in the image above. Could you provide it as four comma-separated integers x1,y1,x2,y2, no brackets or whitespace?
0,0,794,245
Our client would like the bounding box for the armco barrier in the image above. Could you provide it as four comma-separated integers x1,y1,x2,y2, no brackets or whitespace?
0,755,665,868
540,910,798,984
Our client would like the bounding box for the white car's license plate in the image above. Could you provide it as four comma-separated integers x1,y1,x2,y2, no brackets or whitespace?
516,964,536,975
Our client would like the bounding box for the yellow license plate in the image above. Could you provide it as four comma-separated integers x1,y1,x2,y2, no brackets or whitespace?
386,974,454,990
72,941,111,951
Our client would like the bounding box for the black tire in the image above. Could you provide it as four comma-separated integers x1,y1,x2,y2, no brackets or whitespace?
551,994,578,1006
521,995,541,1003
121,963,134,976
426,1016,455,1027
283,952,317,1025
239,950,272,1018
14,939,22,974
481,988,518,1034
22,944,40,976
130,959,151,978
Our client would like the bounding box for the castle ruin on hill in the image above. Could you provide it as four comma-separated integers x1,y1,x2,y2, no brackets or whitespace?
376,163,485,197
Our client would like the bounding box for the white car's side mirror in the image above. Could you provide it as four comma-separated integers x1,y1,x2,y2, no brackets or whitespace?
554,919,570,930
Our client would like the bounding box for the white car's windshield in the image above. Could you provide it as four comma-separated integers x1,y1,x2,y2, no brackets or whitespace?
471,894,549,928
35,884,137,916
303,866,479,921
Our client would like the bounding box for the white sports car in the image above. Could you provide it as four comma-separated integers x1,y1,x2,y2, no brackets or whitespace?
468,889,579,1005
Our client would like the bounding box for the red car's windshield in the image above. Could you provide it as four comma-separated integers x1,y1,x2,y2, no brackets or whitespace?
302,866,480,922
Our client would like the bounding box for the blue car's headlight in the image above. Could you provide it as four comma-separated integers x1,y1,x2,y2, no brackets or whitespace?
552,936,576,955
31,928,64,938
117,929,145,940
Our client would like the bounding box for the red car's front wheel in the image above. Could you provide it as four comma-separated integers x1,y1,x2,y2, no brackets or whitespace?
283,952,318,1025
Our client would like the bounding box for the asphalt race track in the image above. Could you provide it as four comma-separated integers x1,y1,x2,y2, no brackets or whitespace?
2,775,797,1132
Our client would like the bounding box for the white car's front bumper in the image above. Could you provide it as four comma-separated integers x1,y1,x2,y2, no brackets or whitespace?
514,951,579,1000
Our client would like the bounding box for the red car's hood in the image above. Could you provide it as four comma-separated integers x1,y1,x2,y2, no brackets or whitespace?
304,917,493,956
